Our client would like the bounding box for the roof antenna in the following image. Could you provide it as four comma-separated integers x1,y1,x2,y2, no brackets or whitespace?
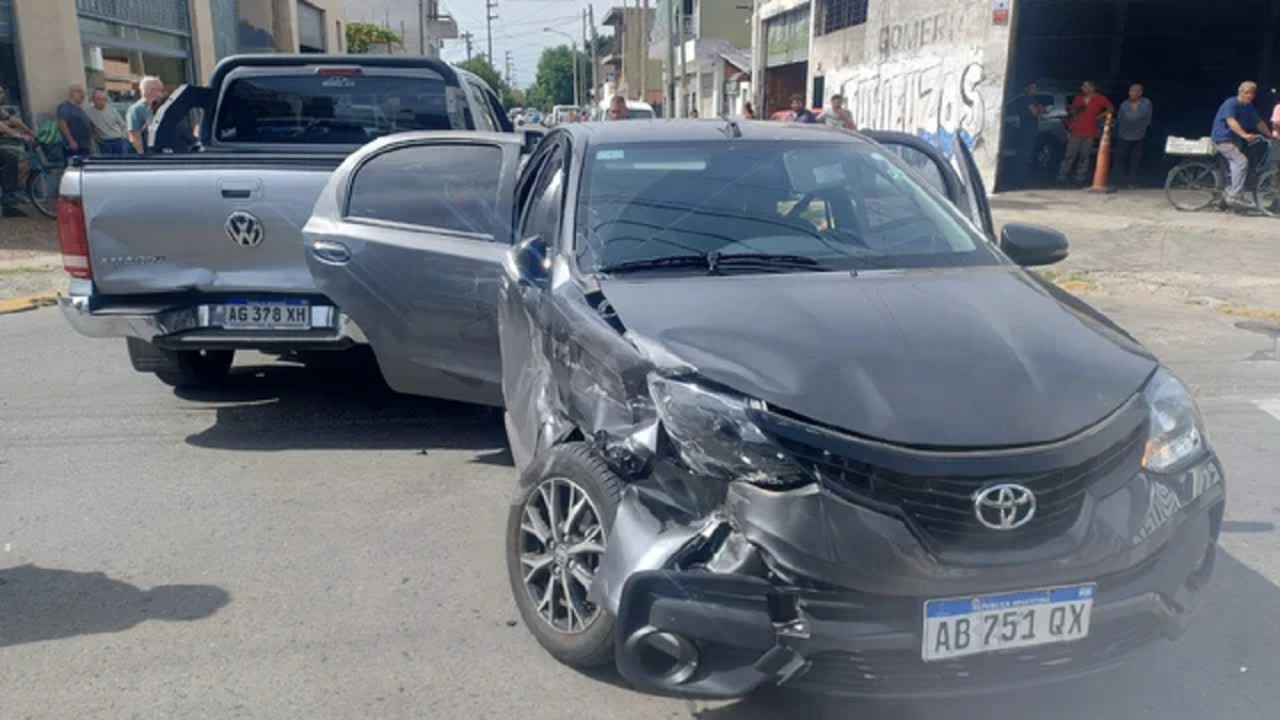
718,113,742,138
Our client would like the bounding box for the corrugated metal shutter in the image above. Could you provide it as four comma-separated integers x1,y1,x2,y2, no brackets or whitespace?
298,2,325,50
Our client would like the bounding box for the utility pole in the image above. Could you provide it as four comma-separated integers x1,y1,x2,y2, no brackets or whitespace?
640,0,649,105
461,31,474,61
676,0,686,117
588,5,598,106
486,0,498,64
505,50,514,86
665,0,675,117
418,0,425,54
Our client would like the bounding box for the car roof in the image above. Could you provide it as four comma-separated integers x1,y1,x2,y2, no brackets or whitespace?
560,119,866,146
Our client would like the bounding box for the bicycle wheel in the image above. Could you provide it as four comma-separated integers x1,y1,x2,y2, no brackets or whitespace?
1255,169,1280,218
26,167,60,219
1165,160,1221,212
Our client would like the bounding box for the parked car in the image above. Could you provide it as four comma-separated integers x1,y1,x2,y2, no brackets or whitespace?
57,54,511,388
302,119,1224,698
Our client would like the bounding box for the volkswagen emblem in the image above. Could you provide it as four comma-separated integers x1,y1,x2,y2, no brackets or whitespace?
225,211,264,248
973,483,1037,531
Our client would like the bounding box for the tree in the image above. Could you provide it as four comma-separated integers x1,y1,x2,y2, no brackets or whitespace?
526,45,591,111
346,23,401,54
457,56,519,109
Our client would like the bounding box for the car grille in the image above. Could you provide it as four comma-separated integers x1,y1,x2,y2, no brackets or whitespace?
770,421,1147,552
795,616,1163,696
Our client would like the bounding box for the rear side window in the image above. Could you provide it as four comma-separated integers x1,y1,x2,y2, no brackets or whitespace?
346,144,504,237
214,73,466,144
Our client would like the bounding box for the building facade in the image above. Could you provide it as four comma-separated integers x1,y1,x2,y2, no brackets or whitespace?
344,0,457,59
600,5,662,108
7,0,345,124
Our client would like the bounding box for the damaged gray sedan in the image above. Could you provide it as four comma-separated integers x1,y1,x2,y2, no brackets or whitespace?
307,120,1224,699
496,122,1223,700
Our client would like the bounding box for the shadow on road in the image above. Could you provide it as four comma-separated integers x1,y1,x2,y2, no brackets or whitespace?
178,353,510,459
0,564,229,648
689,549,1278,719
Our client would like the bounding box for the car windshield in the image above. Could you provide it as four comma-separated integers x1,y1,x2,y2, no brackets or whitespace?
214,73,463,144
575,140,998,274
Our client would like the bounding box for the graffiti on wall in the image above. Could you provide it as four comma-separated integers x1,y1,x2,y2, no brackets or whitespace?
831,53,989,159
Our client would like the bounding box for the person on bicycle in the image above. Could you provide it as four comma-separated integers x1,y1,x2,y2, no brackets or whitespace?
0,86,35,217
1212,81,1274,207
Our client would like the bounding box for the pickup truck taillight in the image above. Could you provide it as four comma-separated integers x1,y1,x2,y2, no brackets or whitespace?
57,196,91,279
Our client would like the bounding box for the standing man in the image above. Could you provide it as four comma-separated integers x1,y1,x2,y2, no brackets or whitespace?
0,85,36,217
784,94,816,123
1112,83,1153,186
85,88,130,155
1211,81,1273,207
127,76,164,154
57,85,93,158
1057,80,1114,185
607,94,630,121
819,93,857,130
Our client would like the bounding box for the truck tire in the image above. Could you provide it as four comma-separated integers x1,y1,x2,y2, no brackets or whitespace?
506,442,624,669
126,338,233,388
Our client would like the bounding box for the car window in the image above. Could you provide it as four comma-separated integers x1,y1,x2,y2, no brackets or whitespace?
214,72,465,144
575,140,998,274
519,145,566,243
468,81,498,131
346,143,505,238
880,144,948,196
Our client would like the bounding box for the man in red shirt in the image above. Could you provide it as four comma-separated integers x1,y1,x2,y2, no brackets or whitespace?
1057,80,1114,184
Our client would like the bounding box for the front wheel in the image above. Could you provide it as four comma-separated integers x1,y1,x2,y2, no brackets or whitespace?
1255,169,1280,218
1165,160,1221,212
506,443,623,668
26,168,60,219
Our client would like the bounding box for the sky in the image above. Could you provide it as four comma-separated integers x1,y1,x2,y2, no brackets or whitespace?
439,0,621,89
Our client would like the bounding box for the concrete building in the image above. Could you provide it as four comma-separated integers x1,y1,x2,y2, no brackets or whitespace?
344,0,457,59
753,0,1280,192
5,0,346,124
649,0,752,117
600,5,662,108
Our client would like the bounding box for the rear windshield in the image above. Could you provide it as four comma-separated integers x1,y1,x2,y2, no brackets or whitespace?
214,72,466,144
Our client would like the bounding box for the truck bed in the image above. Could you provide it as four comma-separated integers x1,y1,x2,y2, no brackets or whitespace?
77,153,348,296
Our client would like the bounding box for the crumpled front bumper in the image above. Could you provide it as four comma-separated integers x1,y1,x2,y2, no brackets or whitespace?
59,287,367,350
607,458,1225,700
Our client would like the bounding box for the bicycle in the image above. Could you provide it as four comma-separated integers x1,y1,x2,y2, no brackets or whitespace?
21,141,64,219
1164,135,1278,215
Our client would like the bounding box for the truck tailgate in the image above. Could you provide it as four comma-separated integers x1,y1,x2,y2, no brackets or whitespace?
80,154,347,296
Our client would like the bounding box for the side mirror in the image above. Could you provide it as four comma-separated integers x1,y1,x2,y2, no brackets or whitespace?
511,234,551,289
1000,223,1069,267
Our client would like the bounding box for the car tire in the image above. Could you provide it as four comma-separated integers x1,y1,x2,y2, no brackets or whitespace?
127,338,234,388
506,442,624,669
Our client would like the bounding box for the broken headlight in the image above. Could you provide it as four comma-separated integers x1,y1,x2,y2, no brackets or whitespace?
647,374,806,486
1142,367,1208,474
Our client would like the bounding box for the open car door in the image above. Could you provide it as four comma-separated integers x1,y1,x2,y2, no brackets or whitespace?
149,84,214,153
303,132,523,405
862,130,996,241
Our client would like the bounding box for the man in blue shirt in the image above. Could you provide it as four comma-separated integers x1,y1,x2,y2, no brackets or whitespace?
1212,81,1273,206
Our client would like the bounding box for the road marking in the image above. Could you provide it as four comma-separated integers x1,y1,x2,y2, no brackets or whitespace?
1252,398,1280,423
0,292,57,315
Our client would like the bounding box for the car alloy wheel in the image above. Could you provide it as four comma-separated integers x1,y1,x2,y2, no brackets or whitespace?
517,476,606,634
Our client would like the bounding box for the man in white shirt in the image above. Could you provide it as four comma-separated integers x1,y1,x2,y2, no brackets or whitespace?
819,93,857,130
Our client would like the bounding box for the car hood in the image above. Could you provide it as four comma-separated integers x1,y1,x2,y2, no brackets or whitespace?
599,267,1157,448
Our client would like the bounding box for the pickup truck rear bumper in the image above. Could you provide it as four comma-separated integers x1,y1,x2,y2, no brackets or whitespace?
59,288,367,349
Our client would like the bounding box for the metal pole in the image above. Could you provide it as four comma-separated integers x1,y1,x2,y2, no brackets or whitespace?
676,0,686,117
418,0,425,54
589,5,598,105
666,0,676,117
640,0,649,104
486,0,498,63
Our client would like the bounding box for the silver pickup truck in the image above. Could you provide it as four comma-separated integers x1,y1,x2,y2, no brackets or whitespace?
57,54,511,388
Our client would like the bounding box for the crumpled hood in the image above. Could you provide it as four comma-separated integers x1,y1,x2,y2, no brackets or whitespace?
600,267,1157,448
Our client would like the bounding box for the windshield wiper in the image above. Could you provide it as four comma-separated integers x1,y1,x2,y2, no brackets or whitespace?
598,252,821,276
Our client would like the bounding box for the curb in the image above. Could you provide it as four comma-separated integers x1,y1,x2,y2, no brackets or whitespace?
0,292,57,316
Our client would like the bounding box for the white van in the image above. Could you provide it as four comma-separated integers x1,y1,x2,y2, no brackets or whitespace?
598,98,656,120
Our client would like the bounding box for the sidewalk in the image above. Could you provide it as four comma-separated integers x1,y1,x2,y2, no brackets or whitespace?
991,189,1280,314
0,215,62,310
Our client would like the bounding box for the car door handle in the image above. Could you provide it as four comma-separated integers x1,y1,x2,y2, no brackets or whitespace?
311,240,351,265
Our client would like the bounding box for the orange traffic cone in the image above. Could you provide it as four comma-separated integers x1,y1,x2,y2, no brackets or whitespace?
1090,112,1117,193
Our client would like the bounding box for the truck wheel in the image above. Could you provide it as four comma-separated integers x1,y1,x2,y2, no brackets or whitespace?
126,338,233,388
506,442,624,668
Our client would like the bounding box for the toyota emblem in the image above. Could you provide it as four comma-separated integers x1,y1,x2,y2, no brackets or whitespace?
973,483,1037,531
225,211,264,247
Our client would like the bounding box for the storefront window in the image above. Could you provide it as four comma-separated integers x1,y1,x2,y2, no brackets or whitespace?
0,0,18,118
81,15,191,108
211,0,279,60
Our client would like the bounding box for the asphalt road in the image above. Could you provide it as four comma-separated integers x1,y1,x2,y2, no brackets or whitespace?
2,295,1279,720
